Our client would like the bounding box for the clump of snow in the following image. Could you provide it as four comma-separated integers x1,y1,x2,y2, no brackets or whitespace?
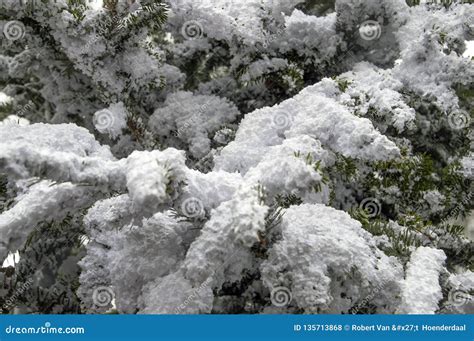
215,82,400,174
338,62,416,133
0,123,126,191
110,212,187,313
279,10,342,64
169,0,301,45
243,136,329,203
140,269,214,314
182,169,243,212
460,153,474,179
0,181,92,262
78,195,135,313
183,185,268,286
394,4,474,112
125,149,186,213
149,91,239,158
138,185,268,314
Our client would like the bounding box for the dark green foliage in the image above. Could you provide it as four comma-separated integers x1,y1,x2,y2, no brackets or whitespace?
237,64,305,99
333,154,358,180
